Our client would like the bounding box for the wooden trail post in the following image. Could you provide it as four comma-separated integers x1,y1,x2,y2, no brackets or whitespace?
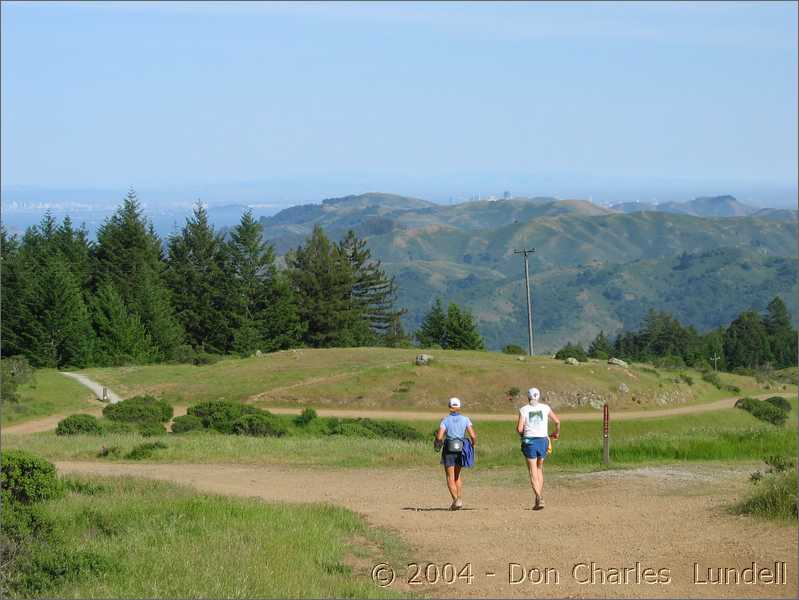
603,403,610,465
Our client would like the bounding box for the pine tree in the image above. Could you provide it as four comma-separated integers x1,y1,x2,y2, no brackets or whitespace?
226,211,303,354
445,303,485,350
94,190,184,358
1,226,26,357
416,299,447,348
286,225,356,347
91,282,158,366
19,258,94,368
763,297,797,369
166,201,232,353
724,310,772,370
588,330,613,358
338,230,404,345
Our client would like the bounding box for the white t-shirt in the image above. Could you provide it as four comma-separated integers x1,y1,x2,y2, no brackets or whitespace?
519,402,551,438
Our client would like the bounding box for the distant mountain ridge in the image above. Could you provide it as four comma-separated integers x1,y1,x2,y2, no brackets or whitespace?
250,192,797,351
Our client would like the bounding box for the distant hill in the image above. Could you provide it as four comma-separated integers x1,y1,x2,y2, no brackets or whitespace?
610,195,768,218
251,192,797,351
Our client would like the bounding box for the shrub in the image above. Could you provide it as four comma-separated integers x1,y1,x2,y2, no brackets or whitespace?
679,373,694,386
554,343,588,362
735,397,788,426
55,414,104,436
137,422,166,437
171,344,198,364
591,350,609,360
326,417,423,441
187,401,262,434
193,352,221,366
100,421,136,434
765,396,791,412
507,387,521,399
124,441,167,460
103,396,173,424
294,408,318,427
502,344,526,355
231,413,287,437
735,467,797,520
701,371,722,388
170,414,204,433
1,450,63,505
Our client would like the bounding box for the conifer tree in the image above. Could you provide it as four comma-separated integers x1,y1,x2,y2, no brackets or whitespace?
724,310,772,369
416,298,447,348
18,258,94,368
588,330,613,358
94,190,184,358
91,282,158,366
445,303,485,350
166,201,232,353
763,297,797,368
338,230,404,345
286,225,356,347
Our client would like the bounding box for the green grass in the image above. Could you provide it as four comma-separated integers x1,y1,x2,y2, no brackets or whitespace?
75,348,776,414
7,398,795,470
1,370,95,426
13,474,408,598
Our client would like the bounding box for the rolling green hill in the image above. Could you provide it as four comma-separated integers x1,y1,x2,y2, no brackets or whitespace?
255,193,797,351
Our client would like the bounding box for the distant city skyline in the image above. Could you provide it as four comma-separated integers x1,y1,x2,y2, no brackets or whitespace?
2,1,797,203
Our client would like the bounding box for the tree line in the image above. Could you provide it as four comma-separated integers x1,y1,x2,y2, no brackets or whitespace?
1,191,410,368
577,299,797,372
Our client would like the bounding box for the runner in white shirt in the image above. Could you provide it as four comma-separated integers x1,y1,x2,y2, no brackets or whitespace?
516,387,560,510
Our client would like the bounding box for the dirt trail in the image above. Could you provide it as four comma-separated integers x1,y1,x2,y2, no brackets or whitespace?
62,372,123,403
56,461,797,598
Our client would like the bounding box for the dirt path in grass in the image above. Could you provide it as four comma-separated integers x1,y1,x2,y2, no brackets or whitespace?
61,372,123,404
56,461,797,598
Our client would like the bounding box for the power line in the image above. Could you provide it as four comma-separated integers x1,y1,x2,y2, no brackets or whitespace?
513,248,536,356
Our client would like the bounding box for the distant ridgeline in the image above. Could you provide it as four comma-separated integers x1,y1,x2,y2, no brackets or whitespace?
1,190,796,370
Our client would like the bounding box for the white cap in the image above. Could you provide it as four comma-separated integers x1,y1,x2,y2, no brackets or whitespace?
448,397,461,409
527,387,541,403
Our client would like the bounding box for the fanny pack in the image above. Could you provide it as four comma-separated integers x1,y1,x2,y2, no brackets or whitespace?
444,438,464,453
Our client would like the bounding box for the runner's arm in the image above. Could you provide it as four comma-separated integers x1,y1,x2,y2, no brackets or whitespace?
516,413,525,435
466,424,477,446
549,410,561,439
435,425,446,442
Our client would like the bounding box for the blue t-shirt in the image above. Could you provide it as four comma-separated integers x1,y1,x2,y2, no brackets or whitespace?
440,413,472,440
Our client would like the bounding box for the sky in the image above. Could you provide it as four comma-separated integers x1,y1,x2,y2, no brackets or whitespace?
1,1,797,205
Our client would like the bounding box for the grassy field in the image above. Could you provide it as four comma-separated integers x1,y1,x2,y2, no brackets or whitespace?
8,474,408,598
1,370,96,426
76,348,779,414
7,397,795,470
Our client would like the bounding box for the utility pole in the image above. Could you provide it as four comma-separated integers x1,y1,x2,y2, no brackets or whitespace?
513,248,536,356
711,353,720,371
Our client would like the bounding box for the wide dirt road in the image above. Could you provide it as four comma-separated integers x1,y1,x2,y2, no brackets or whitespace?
57,461,797,598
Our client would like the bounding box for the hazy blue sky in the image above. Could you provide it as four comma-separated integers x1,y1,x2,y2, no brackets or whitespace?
2,1,797,198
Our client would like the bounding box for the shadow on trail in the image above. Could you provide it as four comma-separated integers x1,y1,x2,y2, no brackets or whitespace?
401,507,478,512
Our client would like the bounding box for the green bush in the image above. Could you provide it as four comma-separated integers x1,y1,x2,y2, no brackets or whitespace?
502,344,526,355
294,408,318,427
171,344,198,364
187,401,262,434
735,397,788,426
137,422,166,437
231,413,287,437
679,373,694,386
124,442,168,460
765,396,791,412
193,352,221,366
701,370,722,388
103,395,173,424
101,420,137,434
554,343,588,362
55,414,104,436
325,417,423,441
171,414,204,433
1,450,63,505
